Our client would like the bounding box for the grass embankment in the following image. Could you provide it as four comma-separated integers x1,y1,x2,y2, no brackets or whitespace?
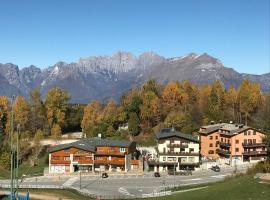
0,189,91,200
0,153,48,179
150,175,270,200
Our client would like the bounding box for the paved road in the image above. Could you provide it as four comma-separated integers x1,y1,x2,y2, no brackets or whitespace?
0,164,252,199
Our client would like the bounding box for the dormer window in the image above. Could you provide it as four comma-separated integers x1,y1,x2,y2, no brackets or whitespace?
120,147,126,152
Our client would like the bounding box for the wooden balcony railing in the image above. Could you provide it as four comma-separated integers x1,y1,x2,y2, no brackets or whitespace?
50,160,71,165
219,142,231,148
95,158,125,165
167,143,188,148
216,149,231,155
242,143,267,148
243,151,267,156
159,152,199,156
95,151,126,156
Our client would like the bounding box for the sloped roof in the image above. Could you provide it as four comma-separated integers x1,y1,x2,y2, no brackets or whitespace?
199,123,252,136
156,128,199,143
48,138,134,153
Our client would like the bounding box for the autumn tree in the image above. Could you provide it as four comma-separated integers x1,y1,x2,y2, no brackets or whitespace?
81,100,102,137
0,96,9,147
224,86,238,122
164,111,193,133
28,88,46,133
140,91,161,134
238,80,261,125
128,112,140,136
45,87,69,135
206,80,225,122
162,82,182,112
13,96,30,130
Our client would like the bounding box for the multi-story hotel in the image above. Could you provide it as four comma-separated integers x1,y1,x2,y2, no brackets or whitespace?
48,138,140,173
199,123,267,162
148,128,200,172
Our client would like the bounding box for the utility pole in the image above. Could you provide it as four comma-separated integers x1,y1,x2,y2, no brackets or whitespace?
173,162,176,188
79,171,81,190
16,124,21,199
10,95,15,200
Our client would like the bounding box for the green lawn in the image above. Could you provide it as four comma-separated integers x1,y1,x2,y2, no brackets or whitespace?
150,175,270,200
0,153,48,179
0,189,92,200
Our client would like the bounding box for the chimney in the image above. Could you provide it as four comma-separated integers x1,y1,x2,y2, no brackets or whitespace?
171,126,175,132
229,121,233,124
210,121,215,125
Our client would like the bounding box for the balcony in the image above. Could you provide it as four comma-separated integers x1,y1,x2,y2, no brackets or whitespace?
95,151,126,156
50,160,71,165
243,151,267,156
94,158,125,165
159,151,199,156
242,143,267,148
167,143,188,148
219,142,231,148
216,149,231,156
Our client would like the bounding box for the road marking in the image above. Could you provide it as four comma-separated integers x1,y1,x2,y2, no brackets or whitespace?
63,177,79,187
118,187,135,197
181,178,203,181
211,174,226,178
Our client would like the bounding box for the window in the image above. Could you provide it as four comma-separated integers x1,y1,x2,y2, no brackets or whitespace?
168,157,176,162
163,157,166,161
253,130,256,135
208,150,214,154
221,138,223,142
248,139,252,144
244,139,247,144
64,156,70,161
235,148,239,152
209,143,213,147
224,139,227,143
216,143,219,147
209,136,213,140
216,136,218,140
189,148,194,153
248,131,251,135
188,157,195,162
244,131,247,135
180,148,185,152
74,156,80,160
236,140,239,144
120,147,126,152
52,156,60,160
253,139,256,144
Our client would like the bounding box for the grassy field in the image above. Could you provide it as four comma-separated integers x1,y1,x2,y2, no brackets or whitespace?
150,175,270,200
0,189,91,200
0,153,48,179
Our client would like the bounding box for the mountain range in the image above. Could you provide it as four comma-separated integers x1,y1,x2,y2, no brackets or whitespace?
0,51,269,103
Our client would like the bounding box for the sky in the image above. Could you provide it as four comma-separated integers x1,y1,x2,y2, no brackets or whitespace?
0,0,269,74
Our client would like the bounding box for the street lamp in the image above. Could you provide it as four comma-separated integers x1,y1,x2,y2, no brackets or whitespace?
173,162,177,189
10,95,15,200
16,124,21,199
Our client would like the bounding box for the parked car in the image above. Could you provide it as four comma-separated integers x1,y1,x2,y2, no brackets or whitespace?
154,172,161,177
210,165,221,172
102,172,108,178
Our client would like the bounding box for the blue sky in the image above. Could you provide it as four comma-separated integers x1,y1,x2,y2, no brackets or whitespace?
0,0,269,74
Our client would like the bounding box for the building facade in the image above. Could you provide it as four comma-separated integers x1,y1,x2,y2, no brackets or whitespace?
199,123,267,163
149,128,200,172
48,138,140,173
